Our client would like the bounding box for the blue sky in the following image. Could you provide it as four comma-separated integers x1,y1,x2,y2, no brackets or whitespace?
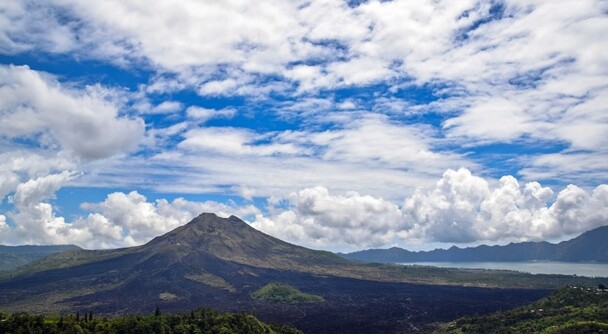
0,0,607,252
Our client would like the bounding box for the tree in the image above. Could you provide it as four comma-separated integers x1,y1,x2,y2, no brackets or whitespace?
155,306,161,317
599,284,606,290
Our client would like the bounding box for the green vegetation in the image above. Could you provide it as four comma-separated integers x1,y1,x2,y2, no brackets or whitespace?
251,283,324,303
0,253,41,271
0,308,302,334
0,248,126,281
436,286,608,334
0,245,81,271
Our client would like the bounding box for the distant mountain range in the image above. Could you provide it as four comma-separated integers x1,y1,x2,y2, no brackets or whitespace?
0,244,81,271
340,226,608,263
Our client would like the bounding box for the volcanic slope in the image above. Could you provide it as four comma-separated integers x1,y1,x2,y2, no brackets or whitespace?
0,213,602,333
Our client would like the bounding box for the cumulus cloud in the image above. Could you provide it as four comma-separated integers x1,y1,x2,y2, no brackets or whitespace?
0,149,76,202
252,186,406,251
9,203,78,245
402,168,608,244
1,168,606,250
0,65,145,160
75,191,261,247
1,170,262,248
3,181,261,248
252,168,608,251
11,171,74,207
545,184,608,238
7,172,79,245
402,168,492,243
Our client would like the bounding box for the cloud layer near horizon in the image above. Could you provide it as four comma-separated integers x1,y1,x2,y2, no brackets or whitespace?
1,168,606,251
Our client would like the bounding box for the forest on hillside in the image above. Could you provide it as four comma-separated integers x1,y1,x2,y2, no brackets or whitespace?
0,307,301,334
436,286,608,333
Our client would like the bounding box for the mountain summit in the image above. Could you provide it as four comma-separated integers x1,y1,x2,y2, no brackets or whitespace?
139,212,347,270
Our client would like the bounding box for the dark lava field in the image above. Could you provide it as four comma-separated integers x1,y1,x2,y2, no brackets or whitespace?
65,269,548,334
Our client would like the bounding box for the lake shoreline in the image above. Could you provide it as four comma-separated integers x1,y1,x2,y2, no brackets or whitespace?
398,261,608,278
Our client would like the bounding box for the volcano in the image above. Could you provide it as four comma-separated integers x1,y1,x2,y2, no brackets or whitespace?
0,213,583,333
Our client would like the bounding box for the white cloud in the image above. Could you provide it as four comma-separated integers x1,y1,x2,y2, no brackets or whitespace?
0,215,8,242
9,202,72,245
6,172,82,245
96,115,470,201
252,186,406,251
307,117,462,170
1,0,607,250
186,106,236,123
3,182,261,248
12,171,74,208
0,0,504,93
0,0,76,55
79,191,193,244
545,184,608,238
402,168,607,244
520,150,608,185
0,168,20,203
1,168,606,250
443,97,533,142
0,149,76,202
133,100,183,114
179,127,304,157
251,168,608,251
73,191,261,247
402,168,492,243
0,65,145,160
2,1,606,180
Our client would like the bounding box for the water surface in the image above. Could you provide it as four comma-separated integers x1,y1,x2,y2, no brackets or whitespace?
399,261,608,278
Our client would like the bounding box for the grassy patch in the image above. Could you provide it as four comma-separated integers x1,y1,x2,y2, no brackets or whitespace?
158,292,177,301
250,283,324,303
184,271,236,293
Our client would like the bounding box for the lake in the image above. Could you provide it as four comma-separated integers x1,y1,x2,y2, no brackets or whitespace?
399,261,608,278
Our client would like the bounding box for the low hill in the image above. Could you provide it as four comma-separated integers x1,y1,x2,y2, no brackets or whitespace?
341,226,608,263
0,244,81,271
435,286,608,333
251,283,324,303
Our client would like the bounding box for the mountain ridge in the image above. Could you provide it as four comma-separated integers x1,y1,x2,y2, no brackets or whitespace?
340,225,608,263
